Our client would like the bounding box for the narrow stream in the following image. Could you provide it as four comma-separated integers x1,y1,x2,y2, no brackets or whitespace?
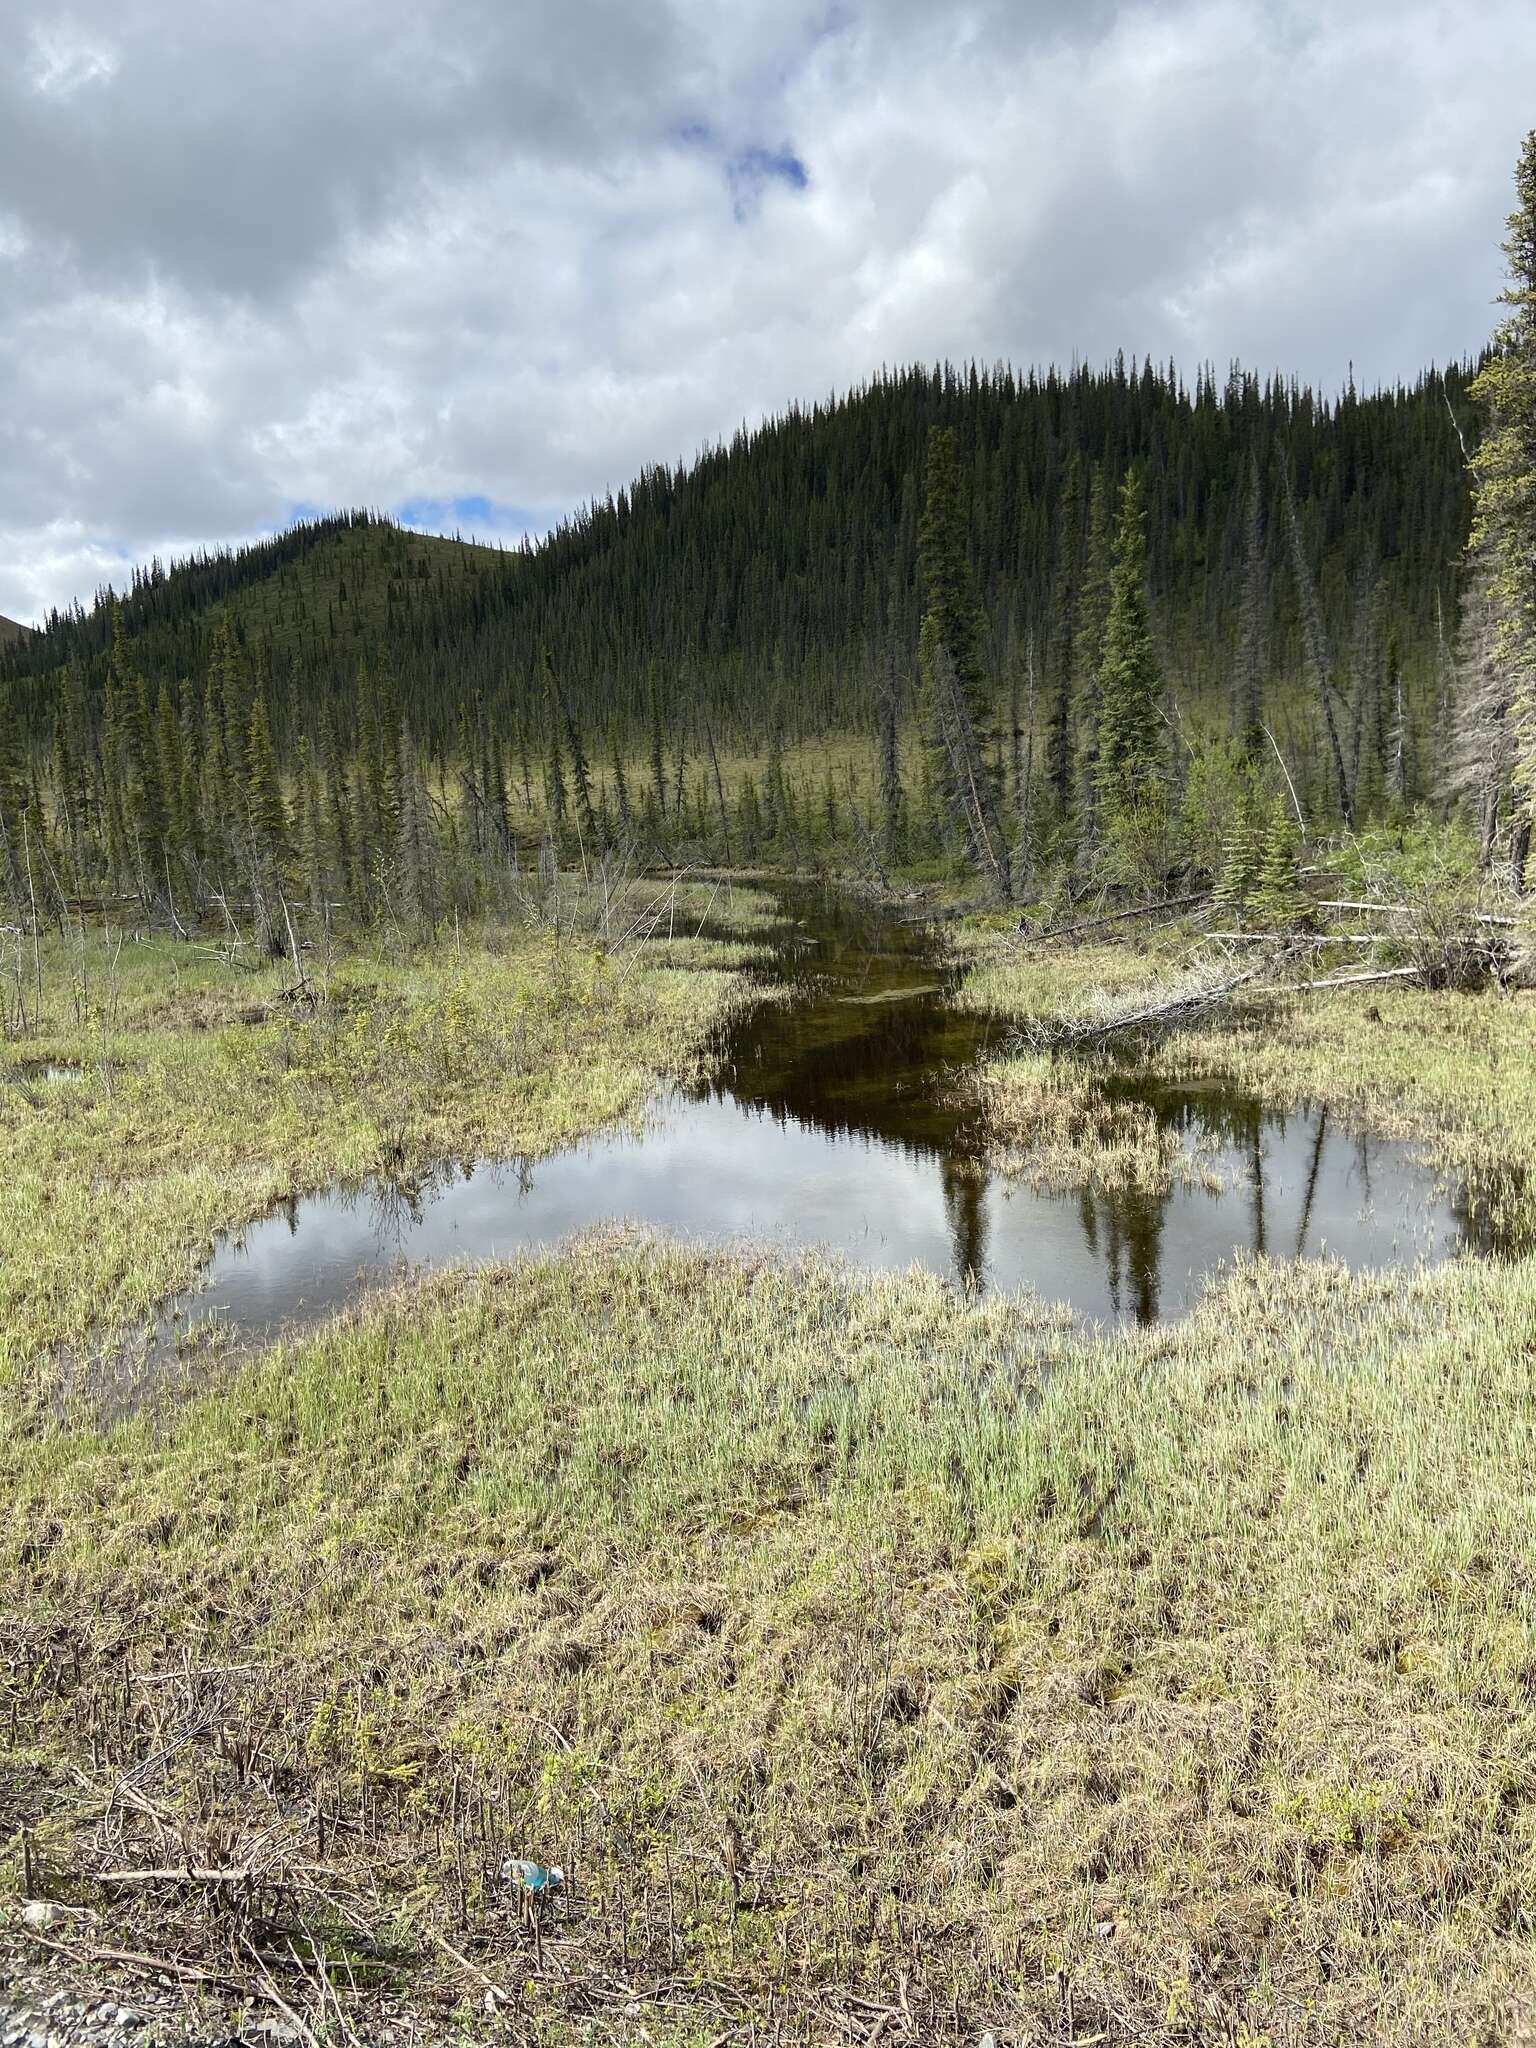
147,884,1489,1362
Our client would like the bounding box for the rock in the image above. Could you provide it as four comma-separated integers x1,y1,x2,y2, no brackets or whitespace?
19,1902,68,1935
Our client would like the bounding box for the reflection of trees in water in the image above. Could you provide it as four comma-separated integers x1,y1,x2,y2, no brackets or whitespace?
1250,1121,1265,1258
1293,1106,1328,1256
1086,1183,1167,1324
940,1155,988,1286
1056,1096,1355,1324
362,1156,542,1257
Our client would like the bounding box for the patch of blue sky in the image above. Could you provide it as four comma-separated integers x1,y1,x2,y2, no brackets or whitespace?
726,144,809,219
396,494,532,538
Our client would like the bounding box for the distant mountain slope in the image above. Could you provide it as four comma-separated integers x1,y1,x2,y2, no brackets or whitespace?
3,359,1476,761
0,614,30,646
3,513,504,696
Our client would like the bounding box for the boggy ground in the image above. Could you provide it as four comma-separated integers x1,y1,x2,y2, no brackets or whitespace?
5,887,1536,2045
0,876,761,1394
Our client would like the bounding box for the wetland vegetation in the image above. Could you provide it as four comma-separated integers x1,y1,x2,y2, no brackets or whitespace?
7,863,1536,2046
6,121,1536,2048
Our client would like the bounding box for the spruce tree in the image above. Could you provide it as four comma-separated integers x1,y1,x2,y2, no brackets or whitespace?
245,694,289,954
917,427,986,705
1232,455,1266,755
395,727,442,933
0,686,25,904
1095,471,1166,830
876,646,905,862
1468,128,1536,887
607,722,633,834
1071,468,1113,804
246,695,288,861
1252,794,1309,929
1213,779,1263,925
543,663,570,835
1043,454,1083,817
545,654,598,852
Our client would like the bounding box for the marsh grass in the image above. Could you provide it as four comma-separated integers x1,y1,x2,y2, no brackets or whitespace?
956,923,1536,1244
0,889,763,1392
9,892,1536,2041
7,1238,1536,2040
968,1046,1227,1195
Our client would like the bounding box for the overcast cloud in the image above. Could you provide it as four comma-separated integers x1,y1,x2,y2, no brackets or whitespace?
1,0,1532,623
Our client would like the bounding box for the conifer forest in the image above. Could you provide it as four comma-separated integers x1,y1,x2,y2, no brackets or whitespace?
7,58,1536,2048
0,353,1499,936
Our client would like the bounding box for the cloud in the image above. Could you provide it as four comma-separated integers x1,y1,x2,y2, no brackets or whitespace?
0,0,1531,622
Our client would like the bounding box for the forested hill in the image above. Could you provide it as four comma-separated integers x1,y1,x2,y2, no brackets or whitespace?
4,359,1475,764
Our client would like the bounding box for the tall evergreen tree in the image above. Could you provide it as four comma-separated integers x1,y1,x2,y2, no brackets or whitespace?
246,695,288,861
1467,127,1536,887
1043,454,1084,817
0,686,25,904
1095,471,1165,824
547,654,599,852
1232,455,1267,755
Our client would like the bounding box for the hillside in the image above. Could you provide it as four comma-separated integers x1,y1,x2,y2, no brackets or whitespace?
2,514,505,711
3,359,1475,778
0,614,30,647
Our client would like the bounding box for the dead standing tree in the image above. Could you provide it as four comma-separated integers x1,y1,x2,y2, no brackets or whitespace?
1283,462,1355,825
930,642,1012,902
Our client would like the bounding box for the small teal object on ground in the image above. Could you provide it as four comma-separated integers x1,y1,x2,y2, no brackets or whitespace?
502,1856,564,1893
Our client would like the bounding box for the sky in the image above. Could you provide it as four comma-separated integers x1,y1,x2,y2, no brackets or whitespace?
1,0,1533,625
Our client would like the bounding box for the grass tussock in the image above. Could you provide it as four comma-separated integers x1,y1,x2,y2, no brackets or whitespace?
968,1046,1224,1194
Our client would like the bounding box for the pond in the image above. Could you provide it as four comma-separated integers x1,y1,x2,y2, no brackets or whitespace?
145,883,1489,1362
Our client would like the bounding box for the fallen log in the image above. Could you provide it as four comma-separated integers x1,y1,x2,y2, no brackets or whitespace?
1022,893,1209,943
1024,950,1291,1047
1275,965,1426,994
1205,930,1390,945
1315,898,1520,928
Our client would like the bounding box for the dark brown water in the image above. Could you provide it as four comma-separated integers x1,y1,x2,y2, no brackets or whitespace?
147,884,1489,1360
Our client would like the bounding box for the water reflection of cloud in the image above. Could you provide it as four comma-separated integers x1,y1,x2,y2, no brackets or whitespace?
160,1076,1474,1360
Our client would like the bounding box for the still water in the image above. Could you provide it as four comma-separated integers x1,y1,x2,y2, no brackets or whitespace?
149,886,1486,1358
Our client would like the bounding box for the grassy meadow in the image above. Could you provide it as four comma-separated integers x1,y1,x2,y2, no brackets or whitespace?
4,878,1536,2044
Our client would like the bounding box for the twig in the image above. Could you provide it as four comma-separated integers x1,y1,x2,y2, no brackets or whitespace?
20,1931,245,1994
431,1928,511,2006
241,1939,322,2048
1260,721,1307,839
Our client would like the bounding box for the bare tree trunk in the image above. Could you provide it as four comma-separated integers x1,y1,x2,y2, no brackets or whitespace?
877,648,903,861
931,644,1011,901
703,720,732,864
1283,463,1354,823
